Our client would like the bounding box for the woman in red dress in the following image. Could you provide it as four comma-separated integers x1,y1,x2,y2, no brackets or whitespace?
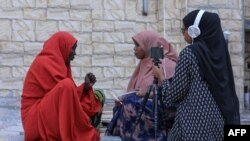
21,31,102,141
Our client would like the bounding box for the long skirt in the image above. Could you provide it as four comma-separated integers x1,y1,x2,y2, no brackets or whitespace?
21,78,105,141
106,93,177,141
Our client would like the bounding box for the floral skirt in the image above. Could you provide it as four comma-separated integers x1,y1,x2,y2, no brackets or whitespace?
106,93,177,141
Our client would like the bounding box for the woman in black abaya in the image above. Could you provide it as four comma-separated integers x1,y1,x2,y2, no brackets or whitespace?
152,9,240,141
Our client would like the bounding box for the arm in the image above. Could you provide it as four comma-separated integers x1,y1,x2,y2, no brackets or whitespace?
78,73,101,117
162,48,191,104
80,73,96,101
153,48,191,105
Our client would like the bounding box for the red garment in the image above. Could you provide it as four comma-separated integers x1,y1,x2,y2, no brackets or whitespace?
78,84,101,117
21,31,100,141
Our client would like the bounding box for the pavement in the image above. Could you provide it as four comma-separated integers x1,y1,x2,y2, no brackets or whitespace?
0,97,121,141
0,97,249,141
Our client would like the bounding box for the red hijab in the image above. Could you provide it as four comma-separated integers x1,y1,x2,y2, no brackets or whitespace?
127,31,178,92
22,31,77,108
21,32,101,141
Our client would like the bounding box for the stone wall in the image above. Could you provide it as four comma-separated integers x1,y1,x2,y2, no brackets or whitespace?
0,0,160,99
0,0,246,110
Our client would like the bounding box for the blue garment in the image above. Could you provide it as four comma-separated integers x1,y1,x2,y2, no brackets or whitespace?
106,93,177,141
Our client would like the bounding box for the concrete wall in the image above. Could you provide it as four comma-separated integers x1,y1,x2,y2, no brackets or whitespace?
0,0,246,110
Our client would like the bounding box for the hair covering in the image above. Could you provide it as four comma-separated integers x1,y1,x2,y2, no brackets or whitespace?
22,31,77,99
183,9,240,124
127,31,178,93
21,31,101,141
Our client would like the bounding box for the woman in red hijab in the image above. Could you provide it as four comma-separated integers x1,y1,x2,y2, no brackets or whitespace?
21,31,102,141
106,31,178,141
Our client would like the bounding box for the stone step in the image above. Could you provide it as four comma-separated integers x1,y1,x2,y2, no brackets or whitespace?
101,99,115,124
100,133,121,141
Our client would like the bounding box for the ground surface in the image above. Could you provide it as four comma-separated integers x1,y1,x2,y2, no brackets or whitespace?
0,97,249,141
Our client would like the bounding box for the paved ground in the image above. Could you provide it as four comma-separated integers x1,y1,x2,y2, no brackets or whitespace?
0,97,121,141
0,97,249,141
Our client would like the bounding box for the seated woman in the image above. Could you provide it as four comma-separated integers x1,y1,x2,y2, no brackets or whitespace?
106,31,178,141
21,31,104,141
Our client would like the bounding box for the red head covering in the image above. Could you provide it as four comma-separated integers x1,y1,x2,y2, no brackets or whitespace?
127,31,178,92
22,31,77,102
21,32,101,141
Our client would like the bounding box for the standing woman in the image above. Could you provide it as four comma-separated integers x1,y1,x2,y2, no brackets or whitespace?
107,31,178,141
152,9,240,141
21,31,103,141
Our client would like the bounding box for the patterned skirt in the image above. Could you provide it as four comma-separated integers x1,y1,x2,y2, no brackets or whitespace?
106,93,177,141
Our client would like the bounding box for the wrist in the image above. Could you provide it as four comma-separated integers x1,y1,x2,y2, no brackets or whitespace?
159,74,165,82
83,83,91,93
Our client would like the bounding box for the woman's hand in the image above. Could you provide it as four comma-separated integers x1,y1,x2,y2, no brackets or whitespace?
152,65,165,83
112,94,123,106
136,87,154,98
136,91,144,97
83,72,96,92
115,99,123,107
136,88,146,97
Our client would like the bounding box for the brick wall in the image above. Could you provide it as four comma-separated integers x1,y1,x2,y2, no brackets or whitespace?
0,0,246,110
